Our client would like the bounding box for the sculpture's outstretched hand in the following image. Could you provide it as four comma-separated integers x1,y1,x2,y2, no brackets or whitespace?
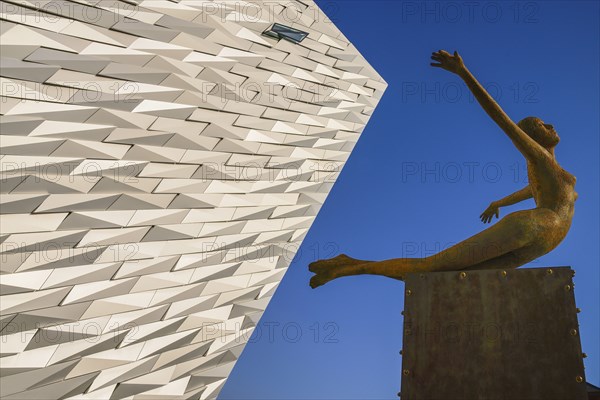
431,50,465,75
480,202,500,224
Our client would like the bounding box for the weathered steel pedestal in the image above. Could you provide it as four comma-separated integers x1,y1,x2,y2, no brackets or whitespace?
399,267,587,399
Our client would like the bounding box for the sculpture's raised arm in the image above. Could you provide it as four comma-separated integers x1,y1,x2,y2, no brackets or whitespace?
431,50,551,164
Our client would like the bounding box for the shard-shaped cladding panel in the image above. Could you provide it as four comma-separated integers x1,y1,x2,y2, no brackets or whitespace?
0,1,386,399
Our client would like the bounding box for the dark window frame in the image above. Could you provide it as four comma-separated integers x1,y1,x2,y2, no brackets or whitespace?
262,23,309,44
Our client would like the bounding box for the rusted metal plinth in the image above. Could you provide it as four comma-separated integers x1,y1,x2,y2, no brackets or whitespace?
400,267,587,400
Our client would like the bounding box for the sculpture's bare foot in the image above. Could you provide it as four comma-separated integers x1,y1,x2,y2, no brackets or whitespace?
308,254,363,274
310,272,335,289
309,254,368,289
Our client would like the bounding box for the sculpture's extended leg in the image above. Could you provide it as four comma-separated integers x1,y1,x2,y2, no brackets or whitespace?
309,210,538,288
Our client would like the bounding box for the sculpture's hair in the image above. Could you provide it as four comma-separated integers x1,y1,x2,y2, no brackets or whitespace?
517,116,560,148
517,116,539,137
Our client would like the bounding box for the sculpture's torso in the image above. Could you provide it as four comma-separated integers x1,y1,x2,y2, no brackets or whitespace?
527,158,577,250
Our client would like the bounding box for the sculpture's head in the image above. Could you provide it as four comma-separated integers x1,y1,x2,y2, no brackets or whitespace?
517,116,560,149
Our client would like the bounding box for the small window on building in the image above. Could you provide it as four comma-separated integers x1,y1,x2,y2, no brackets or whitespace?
263,23,308,44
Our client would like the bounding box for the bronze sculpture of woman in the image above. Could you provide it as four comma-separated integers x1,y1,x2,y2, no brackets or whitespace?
309,50,578,289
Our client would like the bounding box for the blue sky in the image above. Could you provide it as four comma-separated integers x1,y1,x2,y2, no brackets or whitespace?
220,1,600,398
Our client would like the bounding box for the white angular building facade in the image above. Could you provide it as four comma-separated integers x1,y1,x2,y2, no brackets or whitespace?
0,1,386,398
